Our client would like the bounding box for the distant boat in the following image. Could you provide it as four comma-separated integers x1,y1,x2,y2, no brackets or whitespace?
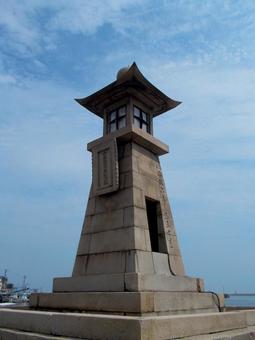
0,272,30,306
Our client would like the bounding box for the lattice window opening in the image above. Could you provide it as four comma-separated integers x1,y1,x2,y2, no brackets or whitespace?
133,106,150,133
108,106,127,133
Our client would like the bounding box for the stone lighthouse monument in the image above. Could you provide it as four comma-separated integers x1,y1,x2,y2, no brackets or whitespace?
31,63,220,316
4,63,255,340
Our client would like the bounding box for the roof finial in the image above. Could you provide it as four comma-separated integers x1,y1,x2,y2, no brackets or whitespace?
116,66,130,80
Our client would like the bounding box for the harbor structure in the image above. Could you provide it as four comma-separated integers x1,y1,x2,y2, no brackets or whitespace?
1,64,255,339
30,63,218,314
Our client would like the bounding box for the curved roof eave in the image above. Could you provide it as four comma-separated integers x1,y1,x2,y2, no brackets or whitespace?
75,62,181,118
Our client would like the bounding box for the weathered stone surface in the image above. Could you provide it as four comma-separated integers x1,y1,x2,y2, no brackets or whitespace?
145,311,247,339
0,309,52,335
54,272,202,293
53,274,125,292
0,328,76,339
245,310,255,326
68,138,188,286
31,292,149,313
84,196,95,216
52,312,141,340
124,273,201,292
123,206,148,229
76,234,91,255
1,309,255,340
136,251,154,273
168,254,186,276
74,252,126,276
134,227,150,251
183,327,255,339
88,227,136,253
91,138,119,196
84,208,124,234
30,291,220,315
152,252,171,274
119,171,133,190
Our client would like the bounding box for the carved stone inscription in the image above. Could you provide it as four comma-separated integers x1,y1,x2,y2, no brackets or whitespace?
98,148,111,187
92,139,119,195
155,162,175,251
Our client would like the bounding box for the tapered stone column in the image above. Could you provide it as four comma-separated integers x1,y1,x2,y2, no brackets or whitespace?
30,63,220,316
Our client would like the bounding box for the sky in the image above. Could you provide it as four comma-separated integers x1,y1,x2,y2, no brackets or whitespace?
0,0,255,293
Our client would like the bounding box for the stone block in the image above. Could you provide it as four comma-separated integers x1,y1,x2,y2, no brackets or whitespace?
76,234,91,255
0,309,52,335
125,273,201,292
144,229,152,251
80,215,92,234
125,272,139,291
119,171,133,190
1,308,254,340
136,251,154,274
124,206,148,229
153,292,219,313
72,255,86,276
31,291,221,315
84,252,126,275
132,170,144,188
53,273,125,292
93,187,134,214
84,208,124,234
245,310,255,326
133,206,148,229
133,187,146,209
85,197,95,216
167,234,182,256
0,328,75,339
31,292,150,314
119,155,133,173
88,227,136,254
152,252,170,274
52,312,142,340
169,254,186,276
142,176,161,201
123,206,135,227
125,250,137,272
130,128,169,156
132,142,158,163
134,227,150,251
145,311,247,339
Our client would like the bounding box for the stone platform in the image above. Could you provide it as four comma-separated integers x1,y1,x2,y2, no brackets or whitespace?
53,272,203,293
1,308,255,339
30,291,221,315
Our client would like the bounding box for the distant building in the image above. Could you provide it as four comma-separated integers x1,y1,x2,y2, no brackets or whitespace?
0,276,8,291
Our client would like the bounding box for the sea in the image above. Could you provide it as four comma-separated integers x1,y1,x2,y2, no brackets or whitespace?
225,295,255,307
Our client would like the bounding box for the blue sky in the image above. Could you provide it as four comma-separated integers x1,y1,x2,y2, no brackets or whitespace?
0,0,255,292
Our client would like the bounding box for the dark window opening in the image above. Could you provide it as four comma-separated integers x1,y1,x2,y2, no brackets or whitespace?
108,106,126,133
133,106,150,133
145,198,167,253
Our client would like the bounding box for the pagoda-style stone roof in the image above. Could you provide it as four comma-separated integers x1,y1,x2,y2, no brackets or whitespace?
76,62,181,118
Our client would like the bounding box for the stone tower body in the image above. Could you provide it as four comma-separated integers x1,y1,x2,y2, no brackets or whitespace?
31,63,220,316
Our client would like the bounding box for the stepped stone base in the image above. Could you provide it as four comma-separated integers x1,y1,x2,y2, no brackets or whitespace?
53,272,203,292
1,325,255,340
1,309,255,339
30,291,221,315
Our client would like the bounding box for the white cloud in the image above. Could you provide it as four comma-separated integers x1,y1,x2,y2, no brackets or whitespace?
48,0,145,34
0,73,16,84
0,0,145,55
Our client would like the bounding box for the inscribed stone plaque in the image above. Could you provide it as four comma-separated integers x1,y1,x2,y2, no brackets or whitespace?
92,138,119,195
